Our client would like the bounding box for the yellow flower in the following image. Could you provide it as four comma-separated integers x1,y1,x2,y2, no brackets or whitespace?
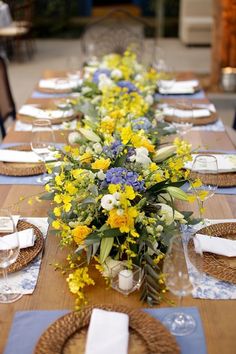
53,207,61,217
52,220,61,230
72,225,92,244
80,152,92,164
91,158,111,171
71,169,83,179
107,207,138,233
108,184,120,194
124,185,136,200
121,126,133,145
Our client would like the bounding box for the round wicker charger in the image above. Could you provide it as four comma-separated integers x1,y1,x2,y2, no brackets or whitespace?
164,109,218,126
191,222,236,284
34,304,180,354
190,170,236,188
0,220,44,274
0,145,45,177
18,105,78,125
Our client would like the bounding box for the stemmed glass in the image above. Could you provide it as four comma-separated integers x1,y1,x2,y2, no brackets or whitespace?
191,155,218,221
31,119,55,184
171,100,193,138
162,234,202,336
66,56,81,85
0,208,22,303
157,63,175,94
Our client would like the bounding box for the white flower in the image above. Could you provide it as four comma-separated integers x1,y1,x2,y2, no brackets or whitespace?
102,257,123,277
130,147,151,167
98,74,114,91
145,94,154,106
93,142,103,154
134,73,142,81
68,132,81,144
111,69,123,79
101,194,116,210
97,170,105,181
81,86,92,95
157,203,186,225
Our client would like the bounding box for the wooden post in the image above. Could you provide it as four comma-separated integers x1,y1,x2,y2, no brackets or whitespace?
211,0,236,89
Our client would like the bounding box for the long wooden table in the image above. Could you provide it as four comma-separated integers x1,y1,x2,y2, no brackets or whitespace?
0,73,236,354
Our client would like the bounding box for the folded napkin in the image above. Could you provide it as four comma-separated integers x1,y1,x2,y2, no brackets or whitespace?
194,233,236,257
39,78,79,91
19,105,74,120
85,309,129,354
163,107,211,119
185,154,236,173
0,228,35,250
159,80,199,94
0,150,41,163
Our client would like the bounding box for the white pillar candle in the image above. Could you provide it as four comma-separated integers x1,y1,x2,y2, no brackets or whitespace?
118,269,133,291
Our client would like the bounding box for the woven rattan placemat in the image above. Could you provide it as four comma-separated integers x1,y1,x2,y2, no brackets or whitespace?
0,145,45,177
192,222,236,284
34,304,180,354
0,220,44,274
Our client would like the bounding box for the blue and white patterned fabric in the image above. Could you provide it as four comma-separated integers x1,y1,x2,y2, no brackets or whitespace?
184,219,236,299
0,217,49,295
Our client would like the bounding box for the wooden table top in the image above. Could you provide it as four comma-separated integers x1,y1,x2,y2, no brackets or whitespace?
0,71,236,354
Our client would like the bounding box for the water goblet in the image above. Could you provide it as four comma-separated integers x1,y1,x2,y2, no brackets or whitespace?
162,234,202,336
31,119,55,184
0,208,22,303
157,64,175,93
171,100,193,138
191,154,218,221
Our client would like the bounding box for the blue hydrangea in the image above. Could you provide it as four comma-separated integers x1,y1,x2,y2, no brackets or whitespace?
103,140,123,158
132,117,152,131
93,69,111,84
117,80,137,93
103,167,145,191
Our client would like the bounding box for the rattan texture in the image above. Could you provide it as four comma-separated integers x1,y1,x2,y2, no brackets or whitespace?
0,220,44,274
192,222,236,284
164,110,218,126
190,170,236,187
34,304,180,354
0,145,45,176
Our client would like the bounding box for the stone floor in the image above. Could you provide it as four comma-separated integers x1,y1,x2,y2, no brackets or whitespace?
7,38,235,127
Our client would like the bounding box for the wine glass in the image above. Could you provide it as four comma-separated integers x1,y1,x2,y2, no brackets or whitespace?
31,119,55,184
191,155,218,221
171,100,193,138
66,56,81,85
0,208,22,303
162,233,203,336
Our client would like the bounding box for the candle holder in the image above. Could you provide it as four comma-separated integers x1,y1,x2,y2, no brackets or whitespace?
110,263,144,296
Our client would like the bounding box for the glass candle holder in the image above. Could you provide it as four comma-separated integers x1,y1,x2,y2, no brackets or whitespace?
110,263,143,296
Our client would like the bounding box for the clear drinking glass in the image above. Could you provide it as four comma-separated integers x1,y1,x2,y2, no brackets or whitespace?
171,100,193,138
0,208,22,303
31,119,55,184
157,64,175,93
66,56,81,84
162,234,202,336
191,154,218,221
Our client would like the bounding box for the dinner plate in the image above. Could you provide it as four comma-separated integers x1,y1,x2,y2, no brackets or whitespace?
34,304,180,354
0,145,45,177
0,220,44,274
191,223,236,284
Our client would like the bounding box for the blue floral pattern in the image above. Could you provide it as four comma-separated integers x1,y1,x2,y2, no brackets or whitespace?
0,217,49,294
185,219,236,299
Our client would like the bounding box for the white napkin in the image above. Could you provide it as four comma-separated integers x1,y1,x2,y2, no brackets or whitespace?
0,228,35,250
85,309,129,354
0,149,57,163
163,107,211,119
194,233,236,257
39,78,79,90
185,154,236,173
19,105,74,120
159,80,199,94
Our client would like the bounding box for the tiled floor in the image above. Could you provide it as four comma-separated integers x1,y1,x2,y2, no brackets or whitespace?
7,38,235,127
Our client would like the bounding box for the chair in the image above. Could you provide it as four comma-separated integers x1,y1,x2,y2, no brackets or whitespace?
0,56,16,138
0,1,35,60
81,8,152,62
